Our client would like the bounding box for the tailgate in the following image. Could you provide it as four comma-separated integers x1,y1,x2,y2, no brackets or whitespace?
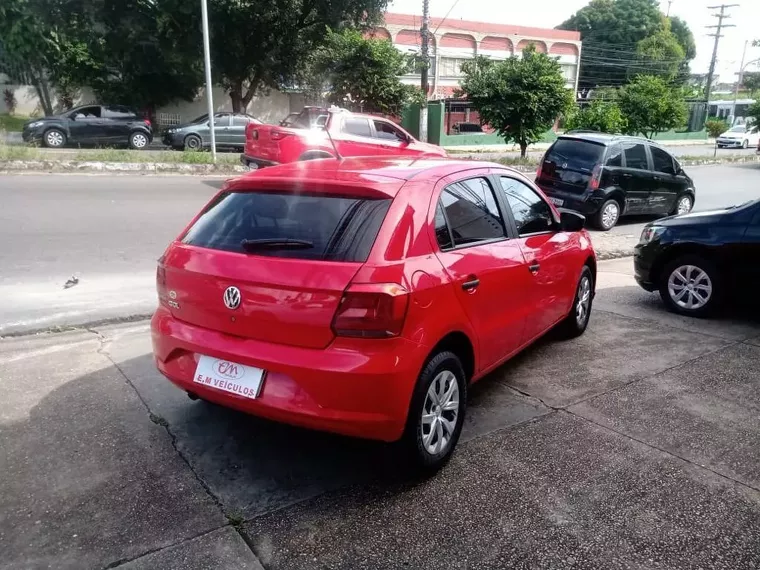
537,138,605,195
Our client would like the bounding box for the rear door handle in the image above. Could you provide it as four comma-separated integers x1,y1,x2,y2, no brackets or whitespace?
529,262,541,274
621,173,633,178
461,278,480,291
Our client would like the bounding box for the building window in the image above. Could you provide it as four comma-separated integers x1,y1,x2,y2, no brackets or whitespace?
439,57,471,78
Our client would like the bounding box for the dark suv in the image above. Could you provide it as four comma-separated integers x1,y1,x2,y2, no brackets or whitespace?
22,104,153,150
536,134,696,230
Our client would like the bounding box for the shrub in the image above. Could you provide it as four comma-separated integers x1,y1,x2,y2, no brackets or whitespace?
705,117,729,138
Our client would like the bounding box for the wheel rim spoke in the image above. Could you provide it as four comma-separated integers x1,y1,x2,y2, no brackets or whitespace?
421,369,460,456
668,264,713,309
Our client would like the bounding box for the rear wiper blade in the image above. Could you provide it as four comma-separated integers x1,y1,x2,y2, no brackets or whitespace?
240,238,314,250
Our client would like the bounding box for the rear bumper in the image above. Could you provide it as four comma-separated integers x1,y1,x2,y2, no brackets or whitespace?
151,307,427,442
240,154,279,168
539,187,601,217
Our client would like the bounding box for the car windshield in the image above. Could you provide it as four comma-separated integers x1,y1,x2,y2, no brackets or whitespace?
728,126,746,132
189,114,208,124
181,191,391,262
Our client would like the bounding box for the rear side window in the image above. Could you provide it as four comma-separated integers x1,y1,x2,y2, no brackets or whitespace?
232,115,250,126
545,139,605,173
651,146,676,175
438,177,505,247
342,118,373,138
103,106,136,119
605,145,623,167
623,143,649,170
182,192,391,262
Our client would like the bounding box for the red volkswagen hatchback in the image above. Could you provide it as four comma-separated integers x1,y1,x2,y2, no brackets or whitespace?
151,157,596,471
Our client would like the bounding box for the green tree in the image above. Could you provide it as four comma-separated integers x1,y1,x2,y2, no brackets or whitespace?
742,73,760,95
558,0,665,88
668,16,696,60
207,0,387,112
635,20,685,80
565,99,627,133
618,75,687,138
305,29,422,114
459,45,573,157
705,117,729,138
748,101,760,128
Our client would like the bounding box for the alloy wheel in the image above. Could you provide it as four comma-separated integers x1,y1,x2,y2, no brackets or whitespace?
576,275,592,327
601,202,620,229
667,265,713,310
420,370,460,456
46,131,64,147
676,196,692,215
132,133,148,149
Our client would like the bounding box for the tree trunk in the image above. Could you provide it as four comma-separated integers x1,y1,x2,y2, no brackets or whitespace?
32,79,53,116
229,87,243,114
519,142,528,158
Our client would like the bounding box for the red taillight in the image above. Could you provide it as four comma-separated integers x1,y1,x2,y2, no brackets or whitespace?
246,123,257,140
589,164,602,190
270,130,291,141
535,160,544,181
156,261,168,306
331,283,409,339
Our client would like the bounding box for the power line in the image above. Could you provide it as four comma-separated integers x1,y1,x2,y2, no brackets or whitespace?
433,0,463,35
704,3,739,101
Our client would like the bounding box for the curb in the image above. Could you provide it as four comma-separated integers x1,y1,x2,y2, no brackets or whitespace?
0,159,248,175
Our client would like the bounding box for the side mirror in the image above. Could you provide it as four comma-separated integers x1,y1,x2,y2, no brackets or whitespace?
559,209,586,232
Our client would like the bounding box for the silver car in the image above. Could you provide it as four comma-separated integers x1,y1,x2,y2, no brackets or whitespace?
163,112,260,151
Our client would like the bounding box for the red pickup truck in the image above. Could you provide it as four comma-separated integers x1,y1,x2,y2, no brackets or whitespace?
240,107,446,168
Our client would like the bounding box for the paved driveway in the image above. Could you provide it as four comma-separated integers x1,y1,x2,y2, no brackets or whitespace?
1,259,759,569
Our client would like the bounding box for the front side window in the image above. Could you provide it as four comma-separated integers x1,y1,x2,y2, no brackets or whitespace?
438,177,505,247
651,146,676,175
342,118,373,138
373,120,407,142
623,143,649,170
71,106,101,119
500,177,555,236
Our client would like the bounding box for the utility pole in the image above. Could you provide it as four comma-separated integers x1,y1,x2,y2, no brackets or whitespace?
419,0,430,142
666,1,673,17
704,4,738,105
732,40,748,121
201,0,217,162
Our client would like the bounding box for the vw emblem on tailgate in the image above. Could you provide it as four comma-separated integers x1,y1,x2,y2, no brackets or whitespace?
223,286,241,310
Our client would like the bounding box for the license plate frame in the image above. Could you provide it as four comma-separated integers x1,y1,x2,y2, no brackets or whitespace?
193,355,266,400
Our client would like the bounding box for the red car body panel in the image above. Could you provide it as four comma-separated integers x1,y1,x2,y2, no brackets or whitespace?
151,157,595,442
241,111,446,168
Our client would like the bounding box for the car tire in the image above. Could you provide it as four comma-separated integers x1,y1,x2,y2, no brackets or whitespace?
400,351,467,474
658,255,722,318
556,265,594,339
742,139,749,149
129,131,150,150
43,128,66,148
184,134,202,151
670,194,693,216
593,199,621,231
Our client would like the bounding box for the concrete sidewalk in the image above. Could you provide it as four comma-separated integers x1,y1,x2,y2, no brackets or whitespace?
1,259,759,569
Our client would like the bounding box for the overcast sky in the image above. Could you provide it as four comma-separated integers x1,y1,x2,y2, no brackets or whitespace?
388,0,760,81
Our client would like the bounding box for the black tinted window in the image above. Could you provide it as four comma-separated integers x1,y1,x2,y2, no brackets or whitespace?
500,177,555,235
374,120,406,142
103,106,136,119
72,106,101,119
342,118,372,138
651,146,676,175
606,145,623,167
182,192,390,262
545,139,604,172
435,202,453,250
624,143,649,170
439,178,505,246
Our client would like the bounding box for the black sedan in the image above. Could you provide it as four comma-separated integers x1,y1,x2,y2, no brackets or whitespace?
22,105,153,149
634,199,760,317
162,112,259,151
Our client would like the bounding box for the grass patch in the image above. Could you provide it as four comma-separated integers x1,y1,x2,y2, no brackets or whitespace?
0,143,40,160
0,114,29,132
71,148,240,164
496,156,539,168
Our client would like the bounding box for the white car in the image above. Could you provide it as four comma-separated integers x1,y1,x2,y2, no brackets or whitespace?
716,124,760,149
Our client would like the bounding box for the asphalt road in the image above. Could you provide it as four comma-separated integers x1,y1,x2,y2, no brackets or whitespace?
2,259,759,569
0,163,758,334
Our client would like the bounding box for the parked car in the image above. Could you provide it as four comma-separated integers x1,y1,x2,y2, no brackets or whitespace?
162,112,260,151
241,108,446,168
634,198,760,317
151,157,596,471
22,104,153,149
716,124,760,149
536,133,696,231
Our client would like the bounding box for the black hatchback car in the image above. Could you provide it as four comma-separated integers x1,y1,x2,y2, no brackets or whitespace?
634,199,760,317
22,104,153,149
536,134,696,230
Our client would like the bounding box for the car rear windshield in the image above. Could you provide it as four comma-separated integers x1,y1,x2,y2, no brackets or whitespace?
544,139,605,173
181,191,391,262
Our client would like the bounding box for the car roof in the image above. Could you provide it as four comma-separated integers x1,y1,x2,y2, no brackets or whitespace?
228,157,519,197
558,132,655,146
